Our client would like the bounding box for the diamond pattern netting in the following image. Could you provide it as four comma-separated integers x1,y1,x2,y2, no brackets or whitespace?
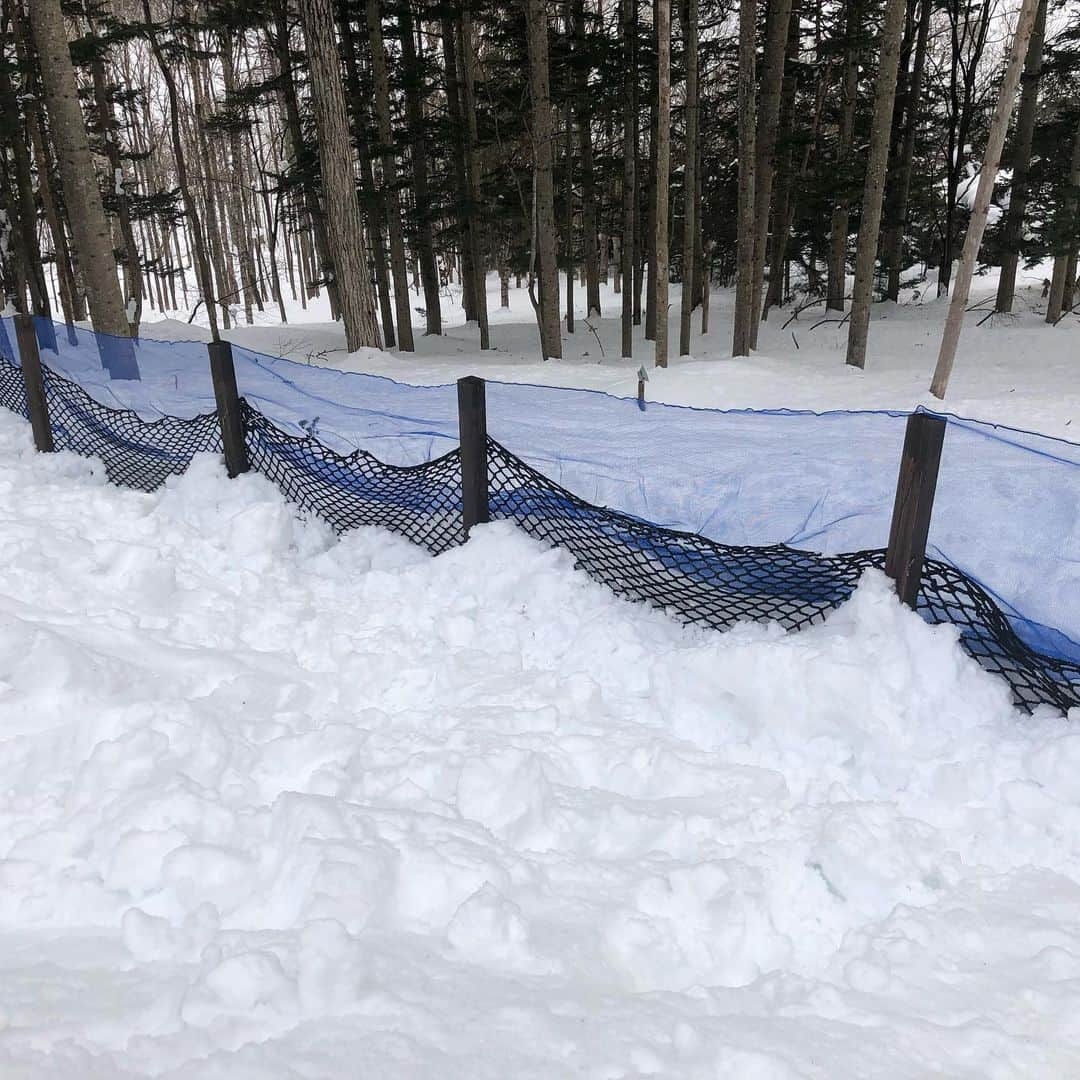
0,353,29,419
242,401,464,554
487,439,1080,714
0,354,1075,713
40,363,221,492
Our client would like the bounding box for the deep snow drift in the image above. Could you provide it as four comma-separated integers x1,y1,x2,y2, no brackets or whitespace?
1,412,1079,1077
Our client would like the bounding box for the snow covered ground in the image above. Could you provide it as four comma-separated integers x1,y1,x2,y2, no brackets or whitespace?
142,267,1079,440
2,408,1080,1077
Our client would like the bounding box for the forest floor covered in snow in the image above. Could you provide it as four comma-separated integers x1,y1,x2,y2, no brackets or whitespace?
1,401,1080,1077
146,267,1080,441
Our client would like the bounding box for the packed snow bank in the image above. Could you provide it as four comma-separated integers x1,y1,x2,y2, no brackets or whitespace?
0,412,1078,1078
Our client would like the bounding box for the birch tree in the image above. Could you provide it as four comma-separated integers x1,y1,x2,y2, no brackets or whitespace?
929,0,1041,396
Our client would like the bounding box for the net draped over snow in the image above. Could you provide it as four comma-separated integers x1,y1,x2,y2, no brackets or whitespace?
1,316,1078,712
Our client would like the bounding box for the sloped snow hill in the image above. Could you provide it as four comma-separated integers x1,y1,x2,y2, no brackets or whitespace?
0,411,1078,1078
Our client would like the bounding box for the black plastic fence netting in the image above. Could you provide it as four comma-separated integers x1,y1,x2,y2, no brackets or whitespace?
0,344,1076,714
38,365,223,491
486,439,1080,715
242,401,465,553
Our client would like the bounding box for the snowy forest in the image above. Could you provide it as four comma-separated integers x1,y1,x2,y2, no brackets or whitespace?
5,1,1080,1074
4,0,1080,380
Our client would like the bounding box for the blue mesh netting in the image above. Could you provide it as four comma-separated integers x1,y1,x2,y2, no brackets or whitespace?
5,317,1079,697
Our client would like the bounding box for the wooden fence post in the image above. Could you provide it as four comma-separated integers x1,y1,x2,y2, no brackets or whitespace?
208,340,249,477
457,375,489,536
885,411,946,607
14,314,54,452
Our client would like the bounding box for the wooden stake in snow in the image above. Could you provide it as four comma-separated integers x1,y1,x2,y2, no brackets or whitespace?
929,0,1041,400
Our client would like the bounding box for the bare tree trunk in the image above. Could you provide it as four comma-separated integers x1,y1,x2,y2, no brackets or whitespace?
85,21,142,334
748,0,793,349
0,33,51,327
995,0,1047,314
732,0,757,356
930,0,1040,395
271,7,340,319
564,11,575,336
574,0,601,316
883,0,931,302
441,16,475,322
298,0,382,351
1045,116,1080,325
221,31,259,326
763,0,806,318
29,0,136,376
620,0,636,357
827,0,861,311
645,91,658,341
367,0,416,351
398,0,442,335
844,0,908,369
654,0,671,366
336,12,396,346
525,0,562,358
459,6,491,348
678,0,697,356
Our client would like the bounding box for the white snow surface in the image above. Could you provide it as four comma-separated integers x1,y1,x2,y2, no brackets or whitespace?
2,412,1080,1077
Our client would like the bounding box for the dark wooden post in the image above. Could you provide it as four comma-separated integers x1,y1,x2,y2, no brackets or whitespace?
885,412,947,607
208,340,249,477
457,375,489,536
14,314,54,452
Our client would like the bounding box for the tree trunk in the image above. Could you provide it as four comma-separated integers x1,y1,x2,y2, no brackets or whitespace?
678,0,697,356
298,0,382,351
337,10,397,346
29,0,136,376
459,6,491,348
525,0,562,358
574,0,601,316
883,0,931,302
763,0,805,318
271,9,340,319
0,36,51,327
827,0,861,311
995,0,1047,314
620,0,636,358
1045,115,1080,325
654,0,671,366
398,0,442,335
220,31,259,326
441,16,476,322
645,90,658,341
564,8,575,336
844,0,908,369
367,0,416,351
748,0,793,349
732,0,757,356
930,0,1040,395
